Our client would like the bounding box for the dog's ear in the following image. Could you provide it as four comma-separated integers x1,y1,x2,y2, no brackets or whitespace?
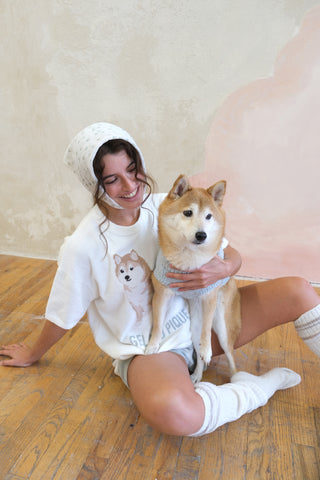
168,175,191,199
129,250,139,261
114,254,121,265
207,181,226,206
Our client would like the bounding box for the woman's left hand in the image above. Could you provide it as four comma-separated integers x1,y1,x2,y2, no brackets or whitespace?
166,245,242,292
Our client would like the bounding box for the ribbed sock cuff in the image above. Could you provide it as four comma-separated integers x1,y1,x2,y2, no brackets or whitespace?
294,304,320,333
294,304,320,357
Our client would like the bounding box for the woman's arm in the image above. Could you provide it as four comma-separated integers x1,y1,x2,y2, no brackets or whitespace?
0,320,68,367
166,245,242,292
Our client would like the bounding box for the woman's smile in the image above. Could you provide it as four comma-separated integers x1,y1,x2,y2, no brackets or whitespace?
119,185,139,199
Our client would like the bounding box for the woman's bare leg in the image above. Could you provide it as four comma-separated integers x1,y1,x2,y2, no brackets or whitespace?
127,352,205,436
211,276,320,355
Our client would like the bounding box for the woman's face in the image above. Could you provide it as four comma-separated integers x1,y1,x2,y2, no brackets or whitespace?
100,149,145,210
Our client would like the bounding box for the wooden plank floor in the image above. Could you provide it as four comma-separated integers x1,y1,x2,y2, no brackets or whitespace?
0,255,319,480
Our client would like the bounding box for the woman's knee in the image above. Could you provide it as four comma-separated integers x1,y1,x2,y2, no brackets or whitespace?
280,276,319,316
135,384,204,436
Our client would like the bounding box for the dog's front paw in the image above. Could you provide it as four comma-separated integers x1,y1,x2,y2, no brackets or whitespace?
145,342,160,355
200,344,212,365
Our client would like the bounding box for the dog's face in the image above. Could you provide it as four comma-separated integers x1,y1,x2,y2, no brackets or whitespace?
158,175,226,266
114,250,149,287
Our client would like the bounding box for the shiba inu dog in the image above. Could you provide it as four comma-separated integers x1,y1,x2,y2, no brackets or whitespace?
146,175,241,384
114,249,153,322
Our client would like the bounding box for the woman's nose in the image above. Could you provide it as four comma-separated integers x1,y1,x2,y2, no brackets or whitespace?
122,175,136,190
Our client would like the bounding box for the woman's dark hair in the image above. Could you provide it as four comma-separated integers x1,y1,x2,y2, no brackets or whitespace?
92,139,156,251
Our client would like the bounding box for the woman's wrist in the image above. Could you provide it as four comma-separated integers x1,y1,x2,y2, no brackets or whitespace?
224,246,242,277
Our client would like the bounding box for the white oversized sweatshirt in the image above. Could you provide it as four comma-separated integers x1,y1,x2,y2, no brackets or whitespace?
45,195,192,361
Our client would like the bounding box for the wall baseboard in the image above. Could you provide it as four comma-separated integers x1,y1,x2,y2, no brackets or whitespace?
235,275,320,289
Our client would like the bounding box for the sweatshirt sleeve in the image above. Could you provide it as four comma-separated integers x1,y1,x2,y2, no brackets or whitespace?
45,237,97,329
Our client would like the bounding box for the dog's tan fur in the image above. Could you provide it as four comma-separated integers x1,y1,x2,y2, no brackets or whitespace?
146,175,241,383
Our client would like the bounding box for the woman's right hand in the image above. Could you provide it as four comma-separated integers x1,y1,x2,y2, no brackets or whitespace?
0,320,68,368
0,343,36,367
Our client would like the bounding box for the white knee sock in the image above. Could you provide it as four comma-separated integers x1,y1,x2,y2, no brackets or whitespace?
294,304,320,357
189,368,301,437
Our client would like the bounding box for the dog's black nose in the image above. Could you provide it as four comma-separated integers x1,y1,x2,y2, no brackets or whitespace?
195,231,207,243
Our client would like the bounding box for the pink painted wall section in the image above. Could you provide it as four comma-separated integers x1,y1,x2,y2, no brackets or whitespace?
191,6,320,284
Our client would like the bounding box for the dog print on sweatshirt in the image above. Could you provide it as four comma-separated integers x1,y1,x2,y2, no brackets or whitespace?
114,249,153,322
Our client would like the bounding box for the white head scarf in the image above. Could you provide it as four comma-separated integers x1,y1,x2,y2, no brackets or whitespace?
63,122,146,209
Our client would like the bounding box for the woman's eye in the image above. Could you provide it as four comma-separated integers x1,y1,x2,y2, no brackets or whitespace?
183,210,193,217
206,214,212,220
104,177,117,185
127,161,137,174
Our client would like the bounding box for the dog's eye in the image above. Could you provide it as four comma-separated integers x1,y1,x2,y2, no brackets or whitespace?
120,269,124,273
206,214,212,220
183,210,193,217
130,267,134,271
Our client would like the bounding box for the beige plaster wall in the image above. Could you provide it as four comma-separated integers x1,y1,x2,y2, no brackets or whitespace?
1,1,319,282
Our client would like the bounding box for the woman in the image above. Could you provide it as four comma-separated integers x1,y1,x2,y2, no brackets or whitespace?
1,122,319,437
